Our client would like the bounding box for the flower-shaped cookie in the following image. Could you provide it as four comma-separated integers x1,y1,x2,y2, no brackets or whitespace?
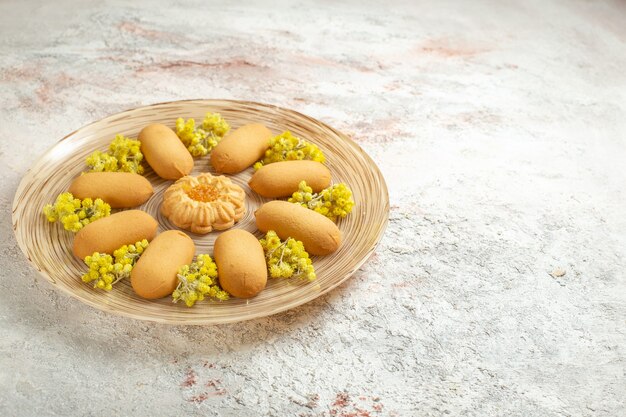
161,173,246,234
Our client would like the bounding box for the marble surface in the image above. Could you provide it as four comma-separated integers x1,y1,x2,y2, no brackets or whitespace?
1,0,625,415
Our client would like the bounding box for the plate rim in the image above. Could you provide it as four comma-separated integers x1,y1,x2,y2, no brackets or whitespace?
11,98,389,325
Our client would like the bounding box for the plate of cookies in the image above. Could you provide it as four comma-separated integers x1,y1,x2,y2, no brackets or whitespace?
12,99,388,324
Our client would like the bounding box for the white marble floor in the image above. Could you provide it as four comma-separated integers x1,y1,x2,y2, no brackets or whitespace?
0,0,625,415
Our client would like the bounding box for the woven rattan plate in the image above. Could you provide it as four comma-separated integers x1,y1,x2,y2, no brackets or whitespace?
12,99,389,324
